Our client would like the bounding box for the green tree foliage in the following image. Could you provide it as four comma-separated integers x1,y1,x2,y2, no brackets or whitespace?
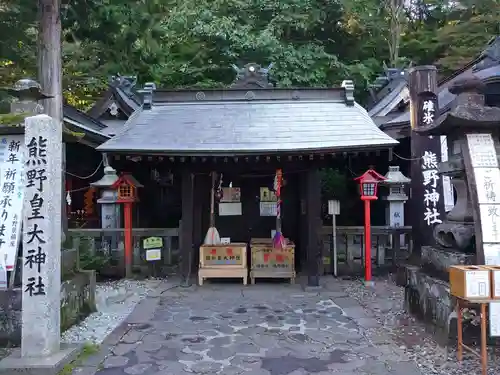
0,0,499,110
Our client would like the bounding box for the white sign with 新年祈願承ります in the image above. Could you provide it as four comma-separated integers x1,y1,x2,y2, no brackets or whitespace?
0,135,25,273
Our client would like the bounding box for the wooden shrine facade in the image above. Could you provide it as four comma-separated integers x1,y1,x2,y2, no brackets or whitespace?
97,63,399,286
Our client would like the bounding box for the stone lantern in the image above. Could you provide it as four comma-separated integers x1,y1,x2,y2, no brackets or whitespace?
91,165,121,231
8,78,51,115
383,166,411,245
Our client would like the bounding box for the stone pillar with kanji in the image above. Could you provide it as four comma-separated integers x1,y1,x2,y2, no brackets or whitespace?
408,66,446,253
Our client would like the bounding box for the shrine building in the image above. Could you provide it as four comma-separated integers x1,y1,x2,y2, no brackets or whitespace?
96,63,398,285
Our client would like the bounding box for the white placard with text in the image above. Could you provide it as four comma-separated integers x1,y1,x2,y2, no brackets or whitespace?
490,302,500,337
479,204,500,243
467,133,498,168
484,243,500,266
465,270,490,298
0,135,25,272
474,167,500,204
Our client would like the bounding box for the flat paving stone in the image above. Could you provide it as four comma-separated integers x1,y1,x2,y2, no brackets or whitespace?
88,280,424,375
103,355,129,368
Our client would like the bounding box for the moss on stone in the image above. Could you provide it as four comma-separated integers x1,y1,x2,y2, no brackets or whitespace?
58,343,100,375
0,113,28,126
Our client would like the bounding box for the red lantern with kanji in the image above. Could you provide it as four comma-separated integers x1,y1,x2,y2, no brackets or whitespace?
354,169,386,285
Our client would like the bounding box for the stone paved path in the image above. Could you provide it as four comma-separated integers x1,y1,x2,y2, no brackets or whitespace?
78,278,424,375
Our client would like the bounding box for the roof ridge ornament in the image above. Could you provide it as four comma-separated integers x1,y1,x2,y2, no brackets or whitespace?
230,63,274,89
341,80,355,106
138,82,156,110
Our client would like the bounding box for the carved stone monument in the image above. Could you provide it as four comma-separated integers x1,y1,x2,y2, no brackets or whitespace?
0,114,80,373
400,72,500,343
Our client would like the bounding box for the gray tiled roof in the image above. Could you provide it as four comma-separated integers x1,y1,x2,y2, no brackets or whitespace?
97,100,398,155
386,63,500,125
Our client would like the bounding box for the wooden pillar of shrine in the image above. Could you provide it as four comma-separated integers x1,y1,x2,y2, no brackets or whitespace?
409,66,446,255
299,172,308,272
180,170,195,285
193,173,209,268
306,168,322,287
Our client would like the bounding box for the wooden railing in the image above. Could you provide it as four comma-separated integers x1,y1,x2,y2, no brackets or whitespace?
66,225,411,275
321,225,412,272
67,228,180,272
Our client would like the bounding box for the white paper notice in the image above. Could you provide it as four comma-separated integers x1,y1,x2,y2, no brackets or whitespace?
0,135,24,272
218,202,242,216
474,168,500,204
467,133,498,168
479,204,500,243
440,136,455,212
489,302,500,337
260,202,277,216
484,243,500,266
465,270,490,298
491,270,500,298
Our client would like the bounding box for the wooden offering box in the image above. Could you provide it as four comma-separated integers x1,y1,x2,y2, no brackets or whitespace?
250,238,296,284
198,243,248,285
484,266,500,299
449,265,491,300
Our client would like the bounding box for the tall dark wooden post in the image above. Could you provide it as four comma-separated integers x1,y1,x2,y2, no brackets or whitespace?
38,0,67,239
193,174,206,251
306,169,321,287
180,170,194,286
409,66,446,255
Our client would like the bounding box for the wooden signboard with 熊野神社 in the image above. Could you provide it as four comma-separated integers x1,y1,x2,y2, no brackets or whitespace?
249,238,296,284
198,244,248,285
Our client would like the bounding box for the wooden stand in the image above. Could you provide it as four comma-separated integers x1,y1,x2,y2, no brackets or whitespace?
456,297,488,375
198,243,247,285
249,238,296,284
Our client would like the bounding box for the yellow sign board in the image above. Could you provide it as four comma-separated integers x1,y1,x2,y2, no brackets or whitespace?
143,237,163,250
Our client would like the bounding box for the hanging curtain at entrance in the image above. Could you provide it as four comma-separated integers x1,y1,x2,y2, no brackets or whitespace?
273,169,286,249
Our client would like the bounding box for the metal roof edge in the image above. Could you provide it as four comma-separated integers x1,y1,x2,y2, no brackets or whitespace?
64,117,111,140
97,141,398,155
64,104,107,129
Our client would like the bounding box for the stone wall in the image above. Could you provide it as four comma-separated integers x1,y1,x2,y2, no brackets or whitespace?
61,270,97,332
398,264,456,345
0,270,96,346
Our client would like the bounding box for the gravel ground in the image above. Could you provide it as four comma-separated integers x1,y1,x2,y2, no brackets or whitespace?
343,275,500,375
62,278,162,344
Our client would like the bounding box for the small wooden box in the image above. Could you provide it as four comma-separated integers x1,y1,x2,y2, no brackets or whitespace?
484,266,500,299
199,244,247,269
249,238,296,284
198,243,248,285
449,265,491,300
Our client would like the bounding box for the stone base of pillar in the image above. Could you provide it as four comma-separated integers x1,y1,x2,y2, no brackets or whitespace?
0,343,81,375
307,275,320,287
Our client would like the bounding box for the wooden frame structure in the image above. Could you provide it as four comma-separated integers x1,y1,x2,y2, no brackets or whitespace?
456,298,488,375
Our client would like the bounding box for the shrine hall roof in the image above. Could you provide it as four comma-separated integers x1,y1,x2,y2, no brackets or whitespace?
97,87,398,155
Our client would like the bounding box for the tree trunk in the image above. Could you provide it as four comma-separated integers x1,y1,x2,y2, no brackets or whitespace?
38,0,67,240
